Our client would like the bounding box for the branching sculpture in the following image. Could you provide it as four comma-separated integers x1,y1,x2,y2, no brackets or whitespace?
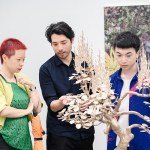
57,35,150,150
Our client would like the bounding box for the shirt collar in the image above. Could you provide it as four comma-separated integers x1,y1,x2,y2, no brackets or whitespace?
54,54,63,66
116,68,138,81
54,52,75,67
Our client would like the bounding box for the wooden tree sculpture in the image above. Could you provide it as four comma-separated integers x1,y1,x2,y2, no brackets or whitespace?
57,35,150,150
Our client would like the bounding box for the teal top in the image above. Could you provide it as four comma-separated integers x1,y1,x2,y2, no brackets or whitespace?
0,76,32,150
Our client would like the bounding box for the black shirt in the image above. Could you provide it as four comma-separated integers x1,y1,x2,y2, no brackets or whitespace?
39,53,94,140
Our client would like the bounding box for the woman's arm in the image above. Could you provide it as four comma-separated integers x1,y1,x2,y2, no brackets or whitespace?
17,77,42,113
29,87,42,113
0,101,33,118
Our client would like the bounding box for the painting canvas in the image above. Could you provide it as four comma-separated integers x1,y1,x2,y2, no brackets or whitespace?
104,5,150,73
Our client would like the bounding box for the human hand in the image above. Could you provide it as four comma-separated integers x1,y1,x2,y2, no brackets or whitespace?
17,77,36,89
27,101,34,114
59,96,72,106
79,100,92,112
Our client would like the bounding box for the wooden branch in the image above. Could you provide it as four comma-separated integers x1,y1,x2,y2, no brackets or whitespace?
117,111,150,123
115,92,129,112
129,123,143,130
115,90,150,112
129,124,150,134
128,91,150,98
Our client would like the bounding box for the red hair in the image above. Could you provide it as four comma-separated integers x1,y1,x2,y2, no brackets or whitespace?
0,38,27,64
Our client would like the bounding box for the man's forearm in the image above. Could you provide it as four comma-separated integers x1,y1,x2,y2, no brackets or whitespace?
50,99,65,112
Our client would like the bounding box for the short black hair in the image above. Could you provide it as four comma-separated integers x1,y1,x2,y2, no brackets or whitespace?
45,21,75,43
113,31,140,52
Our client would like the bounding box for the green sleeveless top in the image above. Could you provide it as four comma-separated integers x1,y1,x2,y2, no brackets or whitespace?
0,77,32,150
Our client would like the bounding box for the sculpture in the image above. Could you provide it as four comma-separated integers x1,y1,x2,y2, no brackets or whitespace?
58,35,150,150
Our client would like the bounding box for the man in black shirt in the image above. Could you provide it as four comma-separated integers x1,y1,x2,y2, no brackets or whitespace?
39,21,94,150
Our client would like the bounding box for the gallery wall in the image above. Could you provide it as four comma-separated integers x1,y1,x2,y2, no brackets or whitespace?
0,0,149,149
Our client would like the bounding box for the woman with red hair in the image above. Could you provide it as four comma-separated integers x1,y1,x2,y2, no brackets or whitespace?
0,38,42,150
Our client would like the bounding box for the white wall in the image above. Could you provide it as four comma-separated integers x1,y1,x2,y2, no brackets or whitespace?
0,0,149,149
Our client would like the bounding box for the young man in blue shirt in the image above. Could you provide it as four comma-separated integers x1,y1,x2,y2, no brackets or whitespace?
39,21,94,150
107,31,150,150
